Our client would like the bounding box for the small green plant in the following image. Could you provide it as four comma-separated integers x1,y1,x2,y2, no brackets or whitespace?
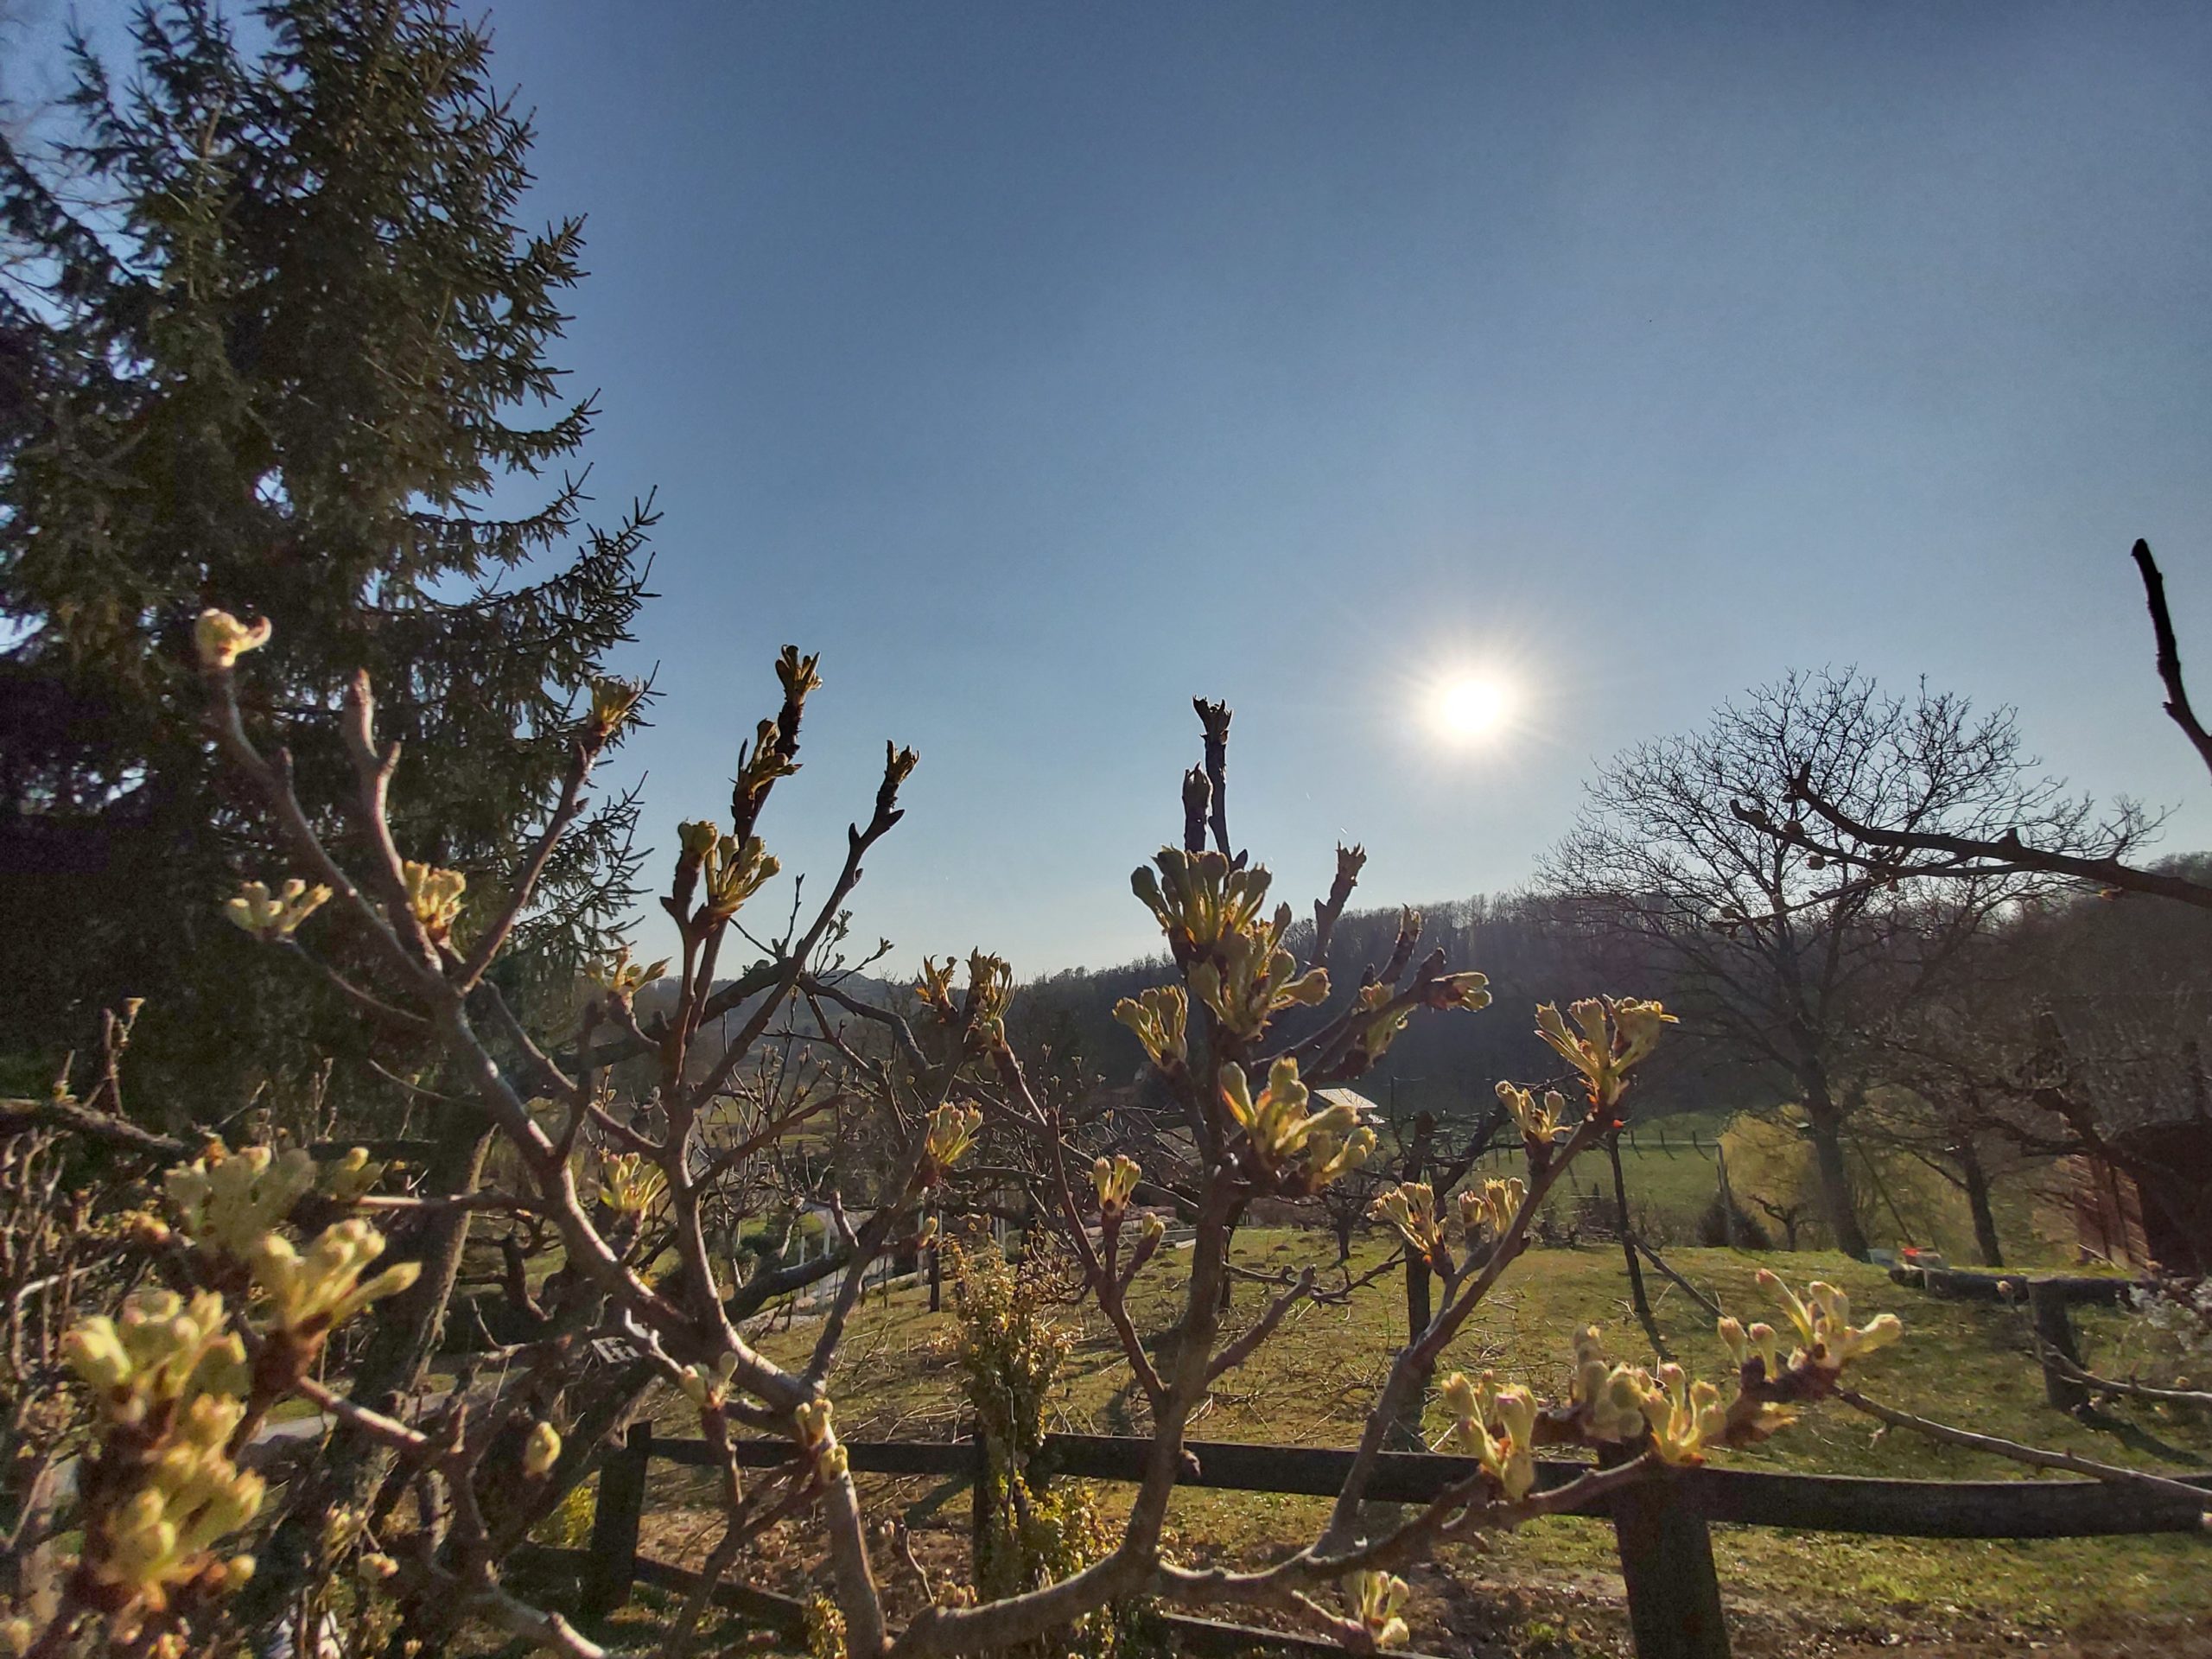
532,1478,596,1552
955,1248,1128,1657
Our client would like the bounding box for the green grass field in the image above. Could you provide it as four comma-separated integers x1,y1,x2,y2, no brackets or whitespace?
1462,1108,2080,1271
598,1227,2211,1656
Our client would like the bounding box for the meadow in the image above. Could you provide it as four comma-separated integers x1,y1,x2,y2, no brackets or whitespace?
581,1227,2212,1657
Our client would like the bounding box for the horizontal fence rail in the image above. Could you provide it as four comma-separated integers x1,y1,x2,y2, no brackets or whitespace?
663,1430,2212,1539
573,1423,2212,1659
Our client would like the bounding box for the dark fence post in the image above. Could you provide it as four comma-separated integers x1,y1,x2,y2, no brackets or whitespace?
582,1418,652,1618
1603,1453,1731,1659
2029,1281,2090,1414
967,1415,995,1594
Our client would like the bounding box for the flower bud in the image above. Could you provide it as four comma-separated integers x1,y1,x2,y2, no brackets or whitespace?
523,1421,562,1478
589,677,645,737
223,878,333,942
194,609,272,670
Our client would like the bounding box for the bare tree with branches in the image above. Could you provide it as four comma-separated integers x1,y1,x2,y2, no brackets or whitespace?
1738,541,2209,911
1545,669,2107,1258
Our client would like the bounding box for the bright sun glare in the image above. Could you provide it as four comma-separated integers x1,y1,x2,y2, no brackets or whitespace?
1435,677,1510,741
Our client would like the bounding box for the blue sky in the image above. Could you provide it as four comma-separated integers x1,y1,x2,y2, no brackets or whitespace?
20,3,2212,974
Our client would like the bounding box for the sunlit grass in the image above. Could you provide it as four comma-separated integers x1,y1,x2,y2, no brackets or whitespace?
618,1227,2212,1649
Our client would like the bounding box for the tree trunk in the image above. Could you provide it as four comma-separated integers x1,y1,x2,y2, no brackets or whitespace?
237,1111,495,1624
1959,1143,2004,1268
1799,1088,1871,1260
350,1116,498,1409
1402,1112,1436,1349
1393,1113,1436,1462
1714,1143,1740,1249
1404,1255,1433,1337
1608,1130,1660,1350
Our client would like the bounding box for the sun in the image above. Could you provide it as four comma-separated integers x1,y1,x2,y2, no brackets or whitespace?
1434,677,1510,741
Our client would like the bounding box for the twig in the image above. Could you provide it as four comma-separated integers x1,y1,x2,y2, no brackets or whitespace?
2045,1354,2212,1410
1839,1389,2212,1512
1624,1229,1724,1320
2133,537,2212,781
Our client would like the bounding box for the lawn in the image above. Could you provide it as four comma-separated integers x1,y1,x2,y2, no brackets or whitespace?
596,1227,2212,1656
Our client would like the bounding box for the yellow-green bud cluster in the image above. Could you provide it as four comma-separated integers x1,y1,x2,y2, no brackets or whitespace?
883,741,920,791
249,1220,422,1337
1185,904,1328,1039
794,1398,847,1482
1303,1118,1378,1189
595,1152,666,1217
1457,1177,1526,1243
1092,1154,1141,1216
522,1421,563,1478
317,1147,390,1205
1439,1370,1538,1500
1715,1317,1784,1379
963,951,1015,1047
1113,985,1189,1068
1354,981,1413,1063
1369,1181,1443,1259
1131,848,1273,956
1752,1270,1904,1374
83,1394,264,1614
680,1351,741,1410
1495,1082,1568,1150
701,832,779,918
1222,1058,1374,1187
1347,1569,1410,1650
588,677,646,738
401,860,467,943
1571,1326,1651,1444
223,878,331,941
588,943,668,1001
64,1291,248,1421
1535,998,1676,1112
165,1143,318,1260
194,609,270,670
925,1104,983,1174
1428,970,1492,1013
916,954,1015,1048
1642,1363,1729,1465
916,955,958,1014
63,1291,264,1624
735,718,800,799
777,644,823,702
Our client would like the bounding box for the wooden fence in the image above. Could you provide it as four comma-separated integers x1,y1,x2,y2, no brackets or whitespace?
535,1424,2212,1659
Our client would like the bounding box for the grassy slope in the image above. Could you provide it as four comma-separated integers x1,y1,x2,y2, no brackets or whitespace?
634,1228,2212,1653
1489,1109,2081,1268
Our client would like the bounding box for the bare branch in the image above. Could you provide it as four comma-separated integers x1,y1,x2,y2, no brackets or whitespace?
1839,1389,2212,1512
2133,537,2212,782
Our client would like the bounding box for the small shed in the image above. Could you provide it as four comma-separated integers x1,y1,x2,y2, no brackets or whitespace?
2070,1120,2212,1274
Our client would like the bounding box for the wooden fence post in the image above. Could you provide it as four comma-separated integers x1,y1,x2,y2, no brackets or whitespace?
967,1415,996,1593
582,1418,652,1618
2029,1281,2091,1414
1603,1453,1731,1659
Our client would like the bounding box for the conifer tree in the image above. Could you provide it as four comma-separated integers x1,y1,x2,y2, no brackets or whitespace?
0,0,651,1108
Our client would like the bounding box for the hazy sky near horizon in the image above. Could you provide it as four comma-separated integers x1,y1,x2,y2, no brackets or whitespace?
22,3,2212,976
